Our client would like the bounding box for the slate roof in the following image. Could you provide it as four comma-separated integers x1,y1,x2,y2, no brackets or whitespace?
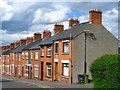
39,35,56,45
12,44,27,53
22,38,42,50
14,21,112,50
39,22,103,45
2,47,16,55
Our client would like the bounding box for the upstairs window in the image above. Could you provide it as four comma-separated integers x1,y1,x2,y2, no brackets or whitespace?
35,51,38,60
13,53,14,60
47,46,51,56
63,42,69,53
55,43,59,53
18,54,20,61
30,52,33,59
16,54,18,61
26,51,29,60
41,47,44,56
22,52,24,60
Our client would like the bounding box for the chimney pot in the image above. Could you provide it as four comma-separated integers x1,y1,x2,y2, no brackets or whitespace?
34,32,41,41
20,38,26,45
42,30,51,38
54,23,64,34
69,18,79,28
27,37,33,43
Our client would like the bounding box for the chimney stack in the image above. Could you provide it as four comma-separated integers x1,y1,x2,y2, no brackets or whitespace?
69,18,79,28
1,46,7,51
42,30,51,38
10,43,15,48
15,40,20,47
6,45,10,50
54,23,64,34
26,37,33,43
34,32,41,41
20,39,26,45
89,9,102,24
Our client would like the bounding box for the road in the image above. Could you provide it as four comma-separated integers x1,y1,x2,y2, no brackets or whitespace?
1,75,93,89
1,78,43,88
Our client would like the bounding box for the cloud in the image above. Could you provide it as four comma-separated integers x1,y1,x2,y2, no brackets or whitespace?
0,29,33,45
0,0,13,21
0,1,118,46
32,3,71,24
103,8,118,38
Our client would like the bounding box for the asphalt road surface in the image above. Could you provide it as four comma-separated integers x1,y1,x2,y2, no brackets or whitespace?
1,78,40,88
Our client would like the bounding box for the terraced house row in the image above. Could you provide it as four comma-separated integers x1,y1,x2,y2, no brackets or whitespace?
0,9,118,84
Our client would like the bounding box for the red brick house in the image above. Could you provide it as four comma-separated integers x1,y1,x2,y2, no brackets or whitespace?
0,9,118,84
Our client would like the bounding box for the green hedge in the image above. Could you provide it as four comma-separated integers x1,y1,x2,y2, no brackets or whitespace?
90,54,120,89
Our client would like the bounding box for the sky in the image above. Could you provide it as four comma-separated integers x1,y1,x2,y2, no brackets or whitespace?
0,0,119,46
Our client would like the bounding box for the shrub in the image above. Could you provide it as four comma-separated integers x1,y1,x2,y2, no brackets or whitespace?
90,54,120,89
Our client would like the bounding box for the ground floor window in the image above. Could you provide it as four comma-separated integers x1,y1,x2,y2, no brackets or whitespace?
18,67,20,75
11,64,14,74
2,64,4,72
25,65,28,75
62,63,69,77
34,66,38,77
46,63,51,77
7,66,9,74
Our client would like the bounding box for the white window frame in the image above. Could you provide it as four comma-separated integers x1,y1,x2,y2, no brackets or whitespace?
18,54,20,61
7,65,9,74
63,42,69,53
25,65,28,75
13,53,14,60
2,64,4,72
47,46,51,56
46,63,52,77
35,51,38,60
30,52,33,59
34,65,38,77
41,48,44,56
26,51,29,60
11,64,14,74
18,67,20,75
61,60,69,77
22,52,24,60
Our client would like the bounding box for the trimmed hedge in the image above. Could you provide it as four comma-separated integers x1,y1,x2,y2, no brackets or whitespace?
90,54,120,89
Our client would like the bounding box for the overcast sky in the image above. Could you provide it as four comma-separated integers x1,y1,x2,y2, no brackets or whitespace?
0,0,119,46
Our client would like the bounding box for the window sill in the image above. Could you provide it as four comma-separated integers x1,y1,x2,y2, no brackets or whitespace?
61,75,69,79
46,56,51,58
46,75,51,78
54,53,59,55
35,59,38,61
61,53,69,55
25,74,28,76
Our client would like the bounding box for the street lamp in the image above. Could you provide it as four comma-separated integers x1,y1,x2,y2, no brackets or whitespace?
83,30,96,83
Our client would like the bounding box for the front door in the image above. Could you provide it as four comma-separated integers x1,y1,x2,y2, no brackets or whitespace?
55,62,58,81
41,62,43,80
22,66,24,77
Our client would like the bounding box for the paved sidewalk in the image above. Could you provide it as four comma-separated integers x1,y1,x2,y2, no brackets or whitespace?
2,75,93,88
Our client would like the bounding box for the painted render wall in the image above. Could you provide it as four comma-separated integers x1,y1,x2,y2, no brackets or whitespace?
73,25,118,83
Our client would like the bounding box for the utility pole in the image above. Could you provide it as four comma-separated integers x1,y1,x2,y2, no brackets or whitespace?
70,33,72,84
84,31,87,75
